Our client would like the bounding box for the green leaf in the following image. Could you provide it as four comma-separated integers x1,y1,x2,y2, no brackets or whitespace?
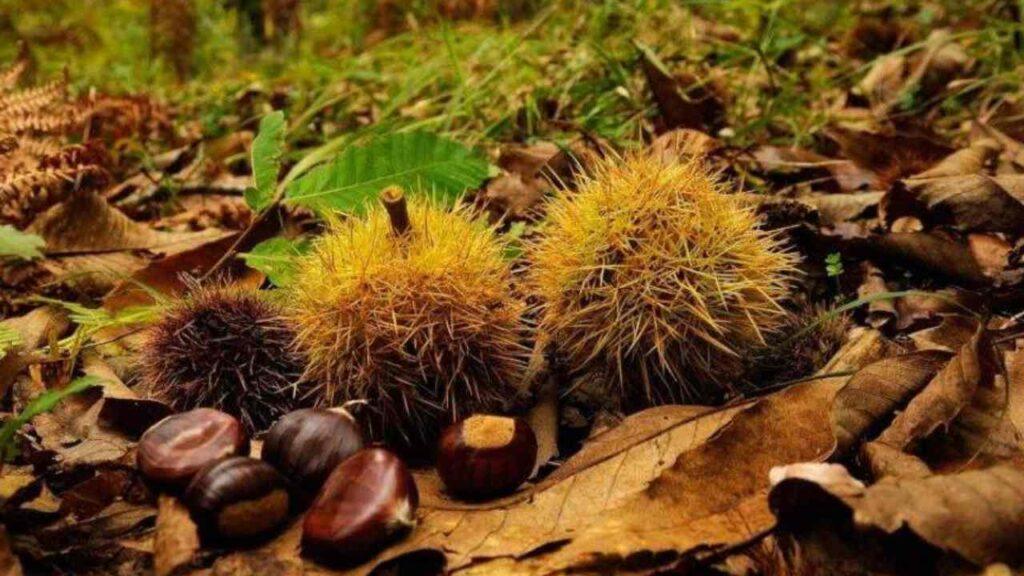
0,225,44,261
246,110,286,212
0,325,21,361
285,131,490,214
0,375,104,461
239,236,310,287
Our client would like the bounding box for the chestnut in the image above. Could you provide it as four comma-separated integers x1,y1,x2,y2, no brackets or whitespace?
137,408,249,487
262,408,364,499
302,448,418,565
436,414,537,500
184,456,290,541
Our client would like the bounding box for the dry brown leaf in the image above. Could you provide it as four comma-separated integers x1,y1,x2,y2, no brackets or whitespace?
856,261,896,330
0,306,69,399
750,145,879,193
830,350,952,456
886,175,1024,234
895,289,984,332
641,54,725,134
909,314,981,352
803,191,884,224
918,344,1024,471
0,525,22,576
862,232,989,286
769,462,1024,568
650,129,722,162
825,126,952,188
25,192,230,296
860,441,932,480
154,494,200,576
876,328,993,451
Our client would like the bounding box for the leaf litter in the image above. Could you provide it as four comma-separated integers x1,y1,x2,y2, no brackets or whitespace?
5,2,1024,575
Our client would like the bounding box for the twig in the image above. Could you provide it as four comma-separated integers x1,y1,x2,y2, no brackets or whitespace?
380,186,410,237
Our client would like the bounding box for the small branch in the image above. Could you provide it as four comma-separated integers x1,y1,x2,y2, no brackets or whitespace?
380,186,411,237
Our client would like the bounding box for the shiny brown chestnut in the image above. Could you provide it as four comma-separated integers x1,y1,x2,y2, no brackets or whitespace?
262,408,364,498
184,456,291,541
436,414,537,500
137,408,249,487
302,448,418,565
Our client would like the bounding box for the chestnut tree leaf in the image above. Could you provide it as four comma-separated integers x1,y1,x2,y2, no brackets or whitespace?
285,131,490,214
246,110,286,213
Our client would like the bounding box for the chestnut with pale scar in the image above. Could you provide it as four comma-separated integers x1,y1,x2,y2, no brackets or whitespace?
137,408,249,487
436,414,538,500
184,456,291,541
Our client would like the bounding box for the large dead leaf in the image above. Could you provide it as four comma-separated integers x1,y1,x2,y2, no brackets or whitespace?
876,328,994,451
887,175,1024,234
830,350,952,456
25,192,229,296
640,51,725,134
769,462,1024,567
858,232,990,286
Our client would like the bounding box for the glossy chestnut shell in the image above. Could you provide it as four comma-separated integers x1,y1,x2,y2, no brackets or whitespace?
184,456,290,541
262,408,364,498
302,448,418,565
137,408,249,487
436,414,537,500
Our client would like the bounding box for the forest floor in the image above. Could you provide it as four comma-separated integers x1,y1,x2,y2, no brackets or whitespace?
3,1,1024,575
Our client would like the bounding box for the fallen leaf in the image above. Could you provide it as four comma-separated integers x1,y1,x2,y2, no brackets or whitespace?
0,524,22,576
25,192,230,296
830,350,952,456
769,462,1024,567
640,48,725,134
886,175,1024,234
860,441,932,480
154,494,200,576
876,328,994,451
856,261,896,330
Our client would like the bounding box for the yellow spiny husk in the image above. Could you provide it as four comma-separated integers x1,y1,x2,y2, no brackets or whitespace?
529,151,798,406
286,198,529,449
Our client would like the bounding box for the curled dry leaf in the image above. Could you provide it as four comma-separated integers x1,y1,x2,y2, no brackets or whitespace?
640,50,725,134
860,441,932,480
876,328,994,451
887,175,1024,234
769,462,1024,568
830,350,952,456
825,126,952,188
856,261,896,330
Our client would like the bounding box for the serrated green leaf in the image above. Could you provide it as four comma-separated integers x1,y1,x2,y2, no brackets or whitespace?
0,225,44,261
246,110,286,212
285,131,490,214
239,236,311,287
0,375,104,461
